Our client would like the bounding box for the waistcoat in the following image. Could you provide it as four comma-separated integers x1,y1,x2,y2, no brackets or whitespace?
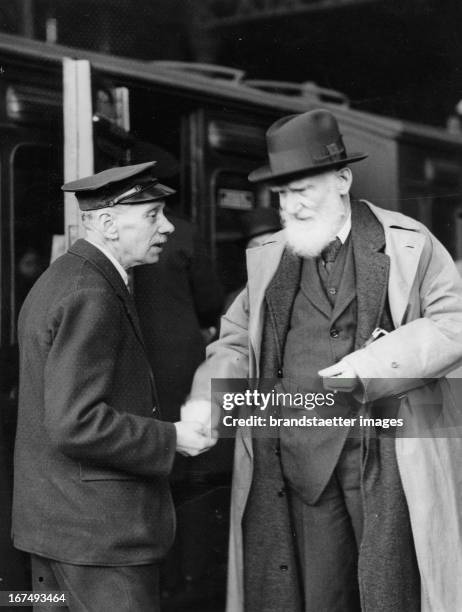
279,236,359,504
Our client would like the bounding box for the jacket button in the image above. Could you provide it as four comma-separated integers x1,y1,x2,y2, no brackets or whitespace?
330,328,339,338
277,368,283,378
328,287,337,295
391,362,399,368
152,406,157,413
279,564,288,572
277,488,286,497
274,446,281,456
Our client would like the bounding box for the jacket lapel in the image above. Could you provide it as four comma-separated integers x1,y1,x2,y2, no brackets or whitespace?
69,239,146,350
351,201,390,349
247,234,286,373
331,239,356,323
300,258,332,316
69,240,158,404
123,292,148,350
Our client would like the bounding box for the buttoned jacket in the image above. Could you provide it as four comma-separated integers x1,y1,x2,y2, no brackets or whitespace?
13,239,177,565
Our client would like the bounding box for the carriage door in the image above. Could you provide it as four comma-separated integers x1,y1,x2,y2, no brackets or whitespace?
184,109,278,295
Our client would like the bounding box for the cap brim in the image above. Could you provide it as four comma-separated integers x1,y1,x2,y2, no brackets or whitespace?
62,161,157,192
248,153,368,184
122,182,176,204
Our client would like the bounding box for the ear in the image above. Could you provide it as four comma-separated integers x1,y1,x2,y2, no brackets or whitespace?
336,167,352,195
98,211,118,240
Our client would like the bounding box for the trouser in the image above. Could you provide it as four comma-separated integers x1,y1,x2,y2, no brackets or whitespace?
289,430,420,612
30,554,160,612
289,437,363,612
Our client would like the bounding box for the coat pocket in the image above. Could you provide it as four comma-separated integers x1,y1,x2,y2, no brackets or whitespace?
79,463,138,481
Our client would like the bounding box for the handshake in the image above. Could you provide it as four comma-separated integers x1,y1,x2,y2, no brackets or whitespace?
174,399,217,457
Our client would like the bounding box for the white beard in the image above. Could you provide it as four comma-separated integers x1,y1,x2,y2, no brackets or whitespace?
282,207,345,258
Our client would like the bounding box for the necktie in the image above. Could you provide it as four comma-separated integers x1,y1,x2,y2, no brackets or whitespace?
321,237,342,274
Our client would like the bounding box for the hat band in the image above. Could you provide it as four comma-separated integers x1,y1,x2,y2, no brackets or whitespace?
107,180,161,206
312,141,346,162
108,184,144,206
269,141,347,176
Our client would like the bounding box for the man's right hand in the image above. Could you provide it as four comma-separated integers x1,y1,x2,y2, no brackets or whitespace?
174,420,216,457
181,399,212,428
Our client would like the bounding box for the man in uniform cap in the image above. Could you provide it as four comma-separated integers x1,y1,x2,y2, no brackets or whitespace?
183,109,462,611
12,162,215,611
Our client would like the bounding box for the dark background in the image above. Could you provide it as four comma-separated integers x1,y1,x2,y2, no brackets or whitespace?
1,0,461,127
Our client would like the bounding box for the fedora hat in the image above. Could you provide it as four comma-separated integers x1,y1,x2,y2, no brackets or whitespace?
248,109,367,184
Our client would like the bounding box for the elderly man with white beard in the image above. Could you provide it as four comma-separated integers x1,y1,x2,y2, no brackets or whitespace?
183,109,462,612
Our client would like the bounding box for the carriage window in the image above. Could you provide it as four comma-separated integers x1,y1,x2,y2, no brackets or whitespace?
11,144,63,326
212,169,279,294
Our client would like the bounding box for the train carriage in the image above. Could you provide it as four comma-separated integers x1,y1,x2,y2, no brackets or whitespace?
1,32,462,610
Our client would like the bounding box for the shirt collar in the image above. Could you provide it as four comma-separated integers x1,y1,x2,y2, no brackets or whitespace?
337,212,351,244
84,239,129,287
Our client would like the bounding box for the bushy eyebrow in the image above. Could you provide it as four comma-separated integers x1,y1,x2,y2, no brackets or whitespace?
290,185,312,192
271,182,313,194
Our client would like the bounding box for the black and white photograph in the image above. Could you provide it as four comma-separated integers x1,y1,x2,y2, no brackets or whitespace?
1,1,462,611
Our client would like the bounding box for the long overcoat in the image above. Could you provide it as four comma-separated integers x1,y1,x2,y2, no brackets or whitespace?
190,201,462,612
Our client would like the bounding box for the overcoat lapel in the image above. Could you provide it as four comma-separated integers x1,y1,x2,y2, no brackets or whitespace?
265,248,302,361
383,226,425,327
247,236,285,374
351,202,390,348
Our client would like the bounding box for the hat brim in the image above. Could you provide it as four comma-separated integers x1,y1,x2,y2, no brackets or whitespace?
77,182,176,210
248,153,368,185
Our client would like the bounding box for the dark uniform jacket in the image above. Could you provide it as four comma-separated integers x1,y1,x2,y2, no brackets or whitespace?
12,239,177,566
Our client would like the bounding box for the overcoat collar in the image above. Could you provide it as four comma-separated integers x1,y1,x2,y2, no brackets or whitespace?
246,236,286,374
362,201,426,326
264,249,301,359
